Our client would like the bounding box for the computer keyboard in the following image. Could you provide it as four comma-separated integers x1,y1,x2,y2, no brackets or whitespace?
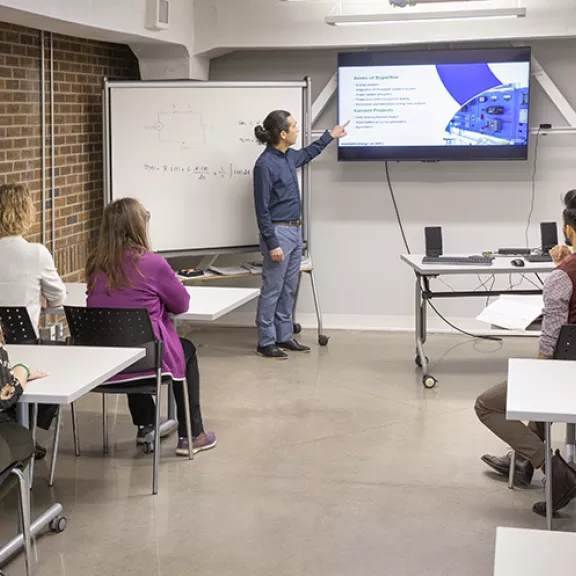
525,254,553,263
422,256,493,265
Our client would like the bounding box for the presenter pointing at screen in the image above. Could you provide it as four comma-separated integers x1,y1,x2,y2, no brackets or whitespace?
253,110,348,359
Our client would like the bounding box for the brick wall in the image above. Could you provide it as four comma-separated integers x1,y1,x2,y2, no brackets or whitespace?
0,22,140,281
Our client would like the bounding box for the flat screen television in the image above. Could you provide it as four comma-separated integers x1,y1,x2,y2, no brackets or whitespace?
337,47,532,162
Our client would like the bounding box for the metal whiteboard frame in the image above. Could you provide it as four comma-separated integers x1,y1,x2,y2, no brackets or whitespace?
102,78,312,257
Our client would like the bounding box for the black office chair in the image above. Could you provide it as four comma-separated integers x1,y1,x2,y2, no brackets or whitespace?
0,307,38,345
0,462,33,576
64,306,193,495
0,307,76,488
509,324,576,488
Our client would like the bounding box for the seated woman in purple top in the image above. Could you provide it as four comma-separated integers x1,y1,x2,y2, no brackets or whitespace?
86,198,216,457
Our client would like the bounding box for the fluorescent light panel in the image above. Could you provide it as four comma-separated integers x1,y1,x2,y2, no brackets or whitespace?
325,6,526,25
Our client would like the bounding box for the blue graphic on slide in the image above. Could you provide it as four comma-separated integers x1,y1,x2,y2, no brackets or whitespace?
436,63,501,106
436,63,529,146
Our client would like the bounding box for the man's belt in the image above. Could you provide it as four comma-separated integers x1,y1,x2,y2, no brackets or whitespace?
273,220,301,227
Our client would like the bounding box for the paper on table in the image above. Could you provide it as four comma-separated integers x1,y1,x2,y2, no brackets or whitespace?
477,296,544,331
208,266,250,276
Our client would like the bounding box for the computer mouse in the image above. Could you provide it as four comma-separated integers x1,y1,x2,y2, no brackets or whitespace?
511,259,525,267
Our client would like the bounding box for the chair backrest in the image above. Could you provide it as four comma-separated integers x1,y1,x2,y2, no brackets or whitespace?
64,306,162,374
554,324,576,360
0,307,38,345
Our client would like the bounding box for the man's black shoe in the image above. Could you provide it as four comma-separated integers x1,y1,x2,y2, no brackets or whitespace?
257,345,288,359
481,452,534,486
533,450,576,516
35,444,47,461
277,339,310,353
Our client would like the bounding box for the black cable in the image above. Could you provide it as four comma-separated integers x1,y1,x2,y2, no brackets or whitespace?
474,274,495,292
525,130,541,248
535,273,544,286
426,299,502,342
508,273,524,291
485,275,496,307
522,274,542,290
385,161,411,253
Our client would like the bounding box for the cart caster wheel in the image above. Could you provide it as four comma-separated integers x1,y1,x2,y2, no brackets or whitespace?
293,322,302,335
318,335,329,346
415,356,429,368
143,442,154,454
422,375,438,389
50,516,67,533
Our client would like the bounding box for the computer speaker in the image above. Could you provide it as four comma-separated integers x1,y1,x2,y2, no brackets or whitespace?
425,226,443,257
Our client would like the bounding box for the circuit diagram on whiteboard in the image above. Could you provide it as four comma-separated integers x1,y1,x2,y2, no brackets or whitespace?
144,106,206,149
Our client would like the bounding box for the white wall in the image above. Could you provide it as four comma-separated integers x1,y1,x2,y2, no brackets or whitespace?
195,0,576,55
0,0,209,79
209,39,576,332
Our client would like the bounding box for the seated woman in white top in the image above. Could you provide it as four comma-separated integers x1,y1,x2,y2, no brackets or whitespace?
0,183,66,328
0,183,66,440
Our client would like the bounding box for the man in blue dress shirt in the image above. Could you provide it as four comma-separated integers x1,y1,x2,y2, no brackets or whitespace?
253,110,348,359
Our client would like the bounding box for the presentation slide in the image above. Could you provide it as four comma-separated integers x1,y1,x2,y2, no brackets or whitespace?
338,62,530,148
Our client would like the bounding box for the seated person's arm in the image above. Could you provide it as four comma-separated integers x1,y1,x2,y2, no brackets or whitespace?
550,244,572,266
0,354,26,411
538,269,573,359
39,245,67,307
155,257,190,315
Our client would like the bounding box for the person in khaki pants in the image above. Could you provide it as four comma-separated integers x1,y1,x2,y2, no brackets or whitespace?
475,200,576,517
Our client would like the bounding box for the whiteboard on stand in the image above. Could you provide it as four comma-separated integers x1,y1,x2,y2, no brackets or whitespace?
105,81,308,254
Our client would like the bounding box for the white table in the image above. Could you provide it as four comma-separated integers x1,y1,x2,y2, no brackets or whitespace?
0,345,145,565
494,527,576,575
8,345,146,404
401,254,555,388
507,358,576,530
51,283,260,322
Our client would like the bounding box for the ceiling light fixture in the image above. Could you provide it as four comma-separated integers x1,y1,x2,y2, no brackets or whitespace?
325,6,526,25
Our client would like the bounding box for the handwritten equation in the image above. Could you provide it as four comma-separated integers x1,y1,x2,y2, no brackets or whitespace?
143,163,252,180
238,120,261,145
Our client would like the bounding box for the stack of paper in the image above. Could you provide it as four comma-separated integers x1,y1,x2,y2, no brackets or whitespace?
208,265,251,276
477,295,544,331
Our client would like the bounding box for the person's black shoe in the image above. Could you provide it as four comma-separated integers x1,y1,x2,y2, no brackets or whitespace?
277,339,310,353
257,344,288,359
481,452,534,486
533,450,576,517
34,444,47,461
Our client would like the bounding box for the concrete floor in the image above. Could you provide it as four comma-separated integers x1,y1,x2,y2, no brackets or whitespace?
0,328,574,575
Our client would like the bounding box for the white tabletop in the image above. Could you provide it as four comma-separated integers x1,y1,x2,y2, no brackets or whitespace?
6,344,145,404
401,254,555,276
50,283,259,322
507,358,576,423
494,527,576,575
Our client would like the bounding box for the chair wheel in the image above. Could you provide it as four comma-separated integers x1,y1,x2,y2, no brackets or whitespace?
293,322,302,335
50,516,67,533
415,355,429,368
422,375,438,389
318,334,329,346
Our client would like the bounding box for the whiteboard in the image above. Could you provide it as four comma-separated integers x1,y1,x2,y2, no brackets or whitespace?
107,82,307,253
